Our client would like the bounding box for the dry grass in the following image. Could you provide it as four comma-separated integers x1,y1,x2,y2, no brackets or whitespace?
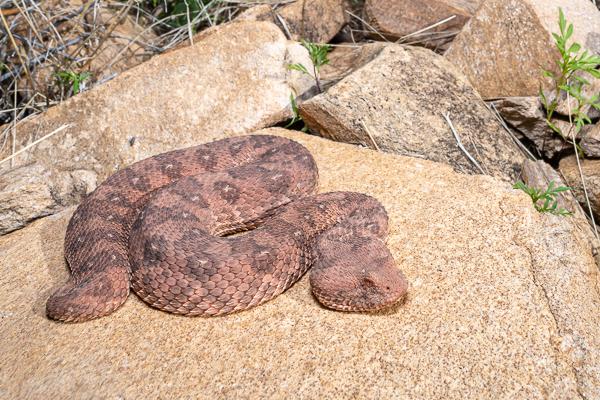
0,0,252,121
0,0,262,160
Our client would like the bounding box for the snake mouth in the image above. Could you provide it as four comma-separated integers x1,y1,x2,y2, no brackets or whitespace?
312,284,408,313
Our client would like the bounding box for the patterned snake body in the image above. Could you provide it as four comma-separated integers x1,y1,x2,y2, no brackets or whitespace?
46,135,407,322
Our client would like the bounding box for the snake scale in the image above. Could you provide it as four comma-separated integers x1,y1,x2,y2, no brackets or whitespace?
46,135,408,322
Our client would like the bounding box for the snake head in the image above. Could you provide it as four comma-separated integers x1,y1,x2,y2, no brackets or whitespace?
310,237,408,312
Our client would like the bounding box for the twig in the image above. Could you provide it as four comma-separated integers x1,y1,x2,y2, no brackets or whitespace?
360,121,380,151
0,124,72,166
443,112,485,174
488,103,537,161
274,13,292,39
11,79,16,167
396,15,456,42
185,0,193,46
345,10,390,42
0,8,19,16
0,8,35,90
565,91,599,239
0,37,83,83
80,0,135,71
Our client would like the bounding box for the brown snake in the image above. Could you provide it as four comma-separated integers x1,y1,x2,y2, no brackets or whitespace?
46,135,408,322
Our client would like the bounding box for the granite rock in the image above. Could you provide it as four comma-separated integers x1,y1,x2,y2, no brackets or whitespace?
580,123,600,158
0,163,96,235
300,44,525,181
0,20,313,234
236,0,347,43
491,97,577,159
560,155,600,217
1,129,599,398
364,0,481,49
319,42,387,85
445,0,600,99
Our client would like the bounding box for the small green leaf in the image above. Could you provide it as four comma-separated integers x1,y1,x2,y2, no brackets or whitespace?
568,42,581,54
558,8,566,34
565,23,574,41
287,63,309,75
542,70,555,79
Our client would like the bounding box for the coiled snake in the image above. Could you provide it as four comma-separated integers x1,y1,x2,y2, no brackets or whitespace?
46,135,408,322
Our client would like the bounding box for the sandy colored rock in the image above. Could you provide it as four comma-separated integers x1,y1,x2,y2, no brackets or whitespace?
236,0,347,43
581,123,600,158
364,0,480,49
319,42,386,84
1,129,599,398
560,155,600,217
277,0,346,43
445,0,600,99
491,97,576,159
0,164,96,235
0,20,313,233
521,159,598,241
300,44,525,181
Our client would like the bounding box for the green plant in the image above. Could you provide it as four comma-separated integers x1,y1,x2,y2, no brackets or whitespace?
55,70,91,94
513,180,573,216
167,0,206,29
285,93,307,132
288,40,332,93
540,8,600,141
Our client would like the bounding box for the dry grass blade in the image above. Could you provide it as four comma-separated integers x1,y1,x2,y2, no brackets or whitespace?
565,91,599,239
0,123,72,166
488,103,537,161
443,112,485,174
360,121,380,151
395,15,456,42
345,10,390,43
0,8,35,90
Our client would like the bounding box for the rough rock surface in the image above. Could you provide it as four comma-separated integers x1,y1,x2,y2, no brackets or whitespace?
0,21,313,234
581,123,600,158
364,0,480,49
300,44,525,181
491,97,575,159
0,164,96,235
1,129,599,398
445,0,600,98
521,159,598,243
319,42,386,85
236,0,347,43
560,155,600,217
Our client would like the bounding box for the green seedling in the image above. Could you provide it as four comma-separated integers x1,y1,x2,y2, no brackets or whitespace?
540,8,600,142
513,180,573,216
55,70,91,94
288,40,332,93
285,93,308,132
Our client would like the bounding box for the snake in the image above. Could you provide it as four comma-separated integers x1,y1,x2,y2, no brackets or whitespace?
46,135,408,322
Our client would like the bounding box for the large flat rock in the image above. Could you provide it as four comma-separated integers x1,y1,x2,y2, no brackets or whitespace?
1,129,599,399
0,20,313,235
